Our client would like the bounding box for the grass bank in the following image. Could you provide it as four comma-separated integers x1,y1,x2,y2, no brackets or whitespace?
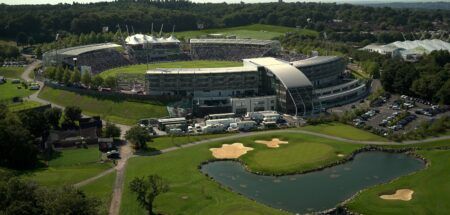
100,60,242,78
0,81,34,102
38,86,168,125
80,171,116,215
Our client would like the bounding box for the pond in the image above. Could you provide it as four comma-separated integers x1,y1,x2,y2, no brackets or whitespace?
201,151,425,214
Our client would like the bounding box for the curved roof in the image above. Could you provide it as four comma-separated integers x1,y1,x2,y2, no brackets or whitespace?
244,57,312,88
44,43,121,57
291,56,341,68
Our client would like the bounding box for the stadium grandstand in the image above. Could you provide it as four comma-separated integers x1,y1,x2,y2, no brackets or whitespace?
189,38,281,61
145,56,368,117
42,43,130,74
360,39,450,62
125,34,186,63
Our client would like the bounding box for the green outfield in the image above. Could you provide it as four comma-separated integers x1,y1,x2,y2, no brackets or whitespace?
21,147,113,187
38,86,168,125
100,60,243,78
176,24,319,40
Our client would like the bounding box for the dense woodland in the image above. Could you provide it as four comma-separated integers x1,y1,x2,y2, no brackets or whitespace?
0,0,449,44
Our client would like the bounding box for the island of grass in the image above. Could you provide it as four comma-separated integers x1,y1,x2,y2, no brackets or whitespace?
121,129,450,215
176,24,319,40
99,60,243,78
38,86,168,125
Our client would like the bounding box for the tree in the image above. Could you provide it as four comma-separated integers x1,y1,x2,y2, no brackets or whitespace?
91,75,103,89
63,106,82,128
129,175,169,215
125,126,151,149
70,68,81,84
104,122,121,138
44,107,62,129
63,69,71,85
0,176,100,215
81,71,92,86
44,67,56,80
0,110,38,169
103,76,117,89
55,66,64,82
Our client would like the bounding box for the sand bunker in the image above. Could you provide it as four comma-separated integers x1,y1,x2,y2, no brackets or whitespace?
337,154,345,157
254,138,289,148
380,189,414,201
210,143,254,159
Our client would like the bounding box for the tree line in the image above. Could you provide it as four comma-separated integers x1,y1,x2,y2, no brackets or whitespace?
0,1,448,44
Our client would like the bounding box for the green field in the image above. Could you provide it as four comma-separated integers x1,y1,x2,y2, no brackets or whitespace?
176,24,319,40
100,60,243,78
81,171,116,215
0,81,34,102
121,132,360,214
38,86,168,125
298,122,388,142
21,147,113,187
346,150,450,215
7,100,42,112
146,133,233,151
0,66,24,79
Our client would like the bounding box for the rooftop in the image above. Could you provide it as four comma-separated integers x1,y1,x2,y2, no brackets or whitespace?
291,56,341,68
125,34,181,45
45,43,121,57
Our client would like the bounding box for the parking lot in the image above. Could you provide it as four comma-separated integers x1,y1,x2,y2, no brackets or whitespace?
350,93,450,136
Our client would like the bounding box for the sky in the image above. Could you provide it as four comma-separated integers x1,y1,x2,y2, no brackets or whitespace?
0,0,441,5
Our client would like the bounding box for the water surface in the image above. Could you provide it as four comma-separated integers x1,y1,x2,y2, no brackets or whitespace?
201,151,425,214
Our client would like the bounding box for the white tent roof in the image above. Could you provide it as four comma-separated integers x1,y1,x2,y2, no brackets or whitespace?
125,34,180,45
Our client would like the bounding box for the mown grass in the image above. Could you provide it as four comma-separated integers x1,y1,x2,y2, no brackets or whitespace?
38,86,168,125
346,150,450,215
146,133,233,151
298,122,388,142
121,132,359,214
0,66,25,79
81,171,116,215
100,60,242,78
177,24,318,40
21,147,113,187
7,100,42,112
0,81,34,102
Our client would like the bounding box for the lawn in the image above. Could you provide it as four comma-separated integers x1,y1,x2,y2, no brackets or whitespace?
298,122,388,142
21,147,113,187
99,60,243,78
81,171,116,215
176,24,318,40
0,66,25,79
346,150,450,215
38,86,168,125
146,133,233,151
7,100,42,112
121,132,359,214
0,81,34,102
